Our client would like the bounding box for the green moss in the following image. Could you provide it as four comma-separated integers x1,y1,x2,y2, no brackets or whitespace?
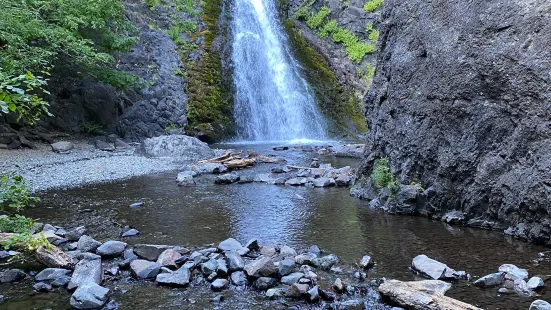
306,6,331,29
363,0,383,12
283,19,366,134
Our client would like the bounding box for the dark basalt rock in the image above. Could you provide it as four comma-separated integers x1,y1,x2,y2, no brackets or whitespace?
354,0,551,246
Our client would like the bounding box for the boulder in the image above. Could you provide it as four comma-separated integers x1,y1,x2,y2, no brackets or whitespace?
266,287,287,298
379,280,482,310
77,236,102,253
285,178,302,186
218,238,248,255
68,253,102,290
513,279,533,297
0,269,26,283
359,255,374,269
530,300,551,310
335,175,352,186
216,258,228,277
130,260,161,279
215,173,240,184
311,254,339,270
278,258,295,276
211,279,229,291
286,283,309,298
295,253,317,265
156,249,182,269
51,141,74,153
281,272,304,285
156,266,190,287
200,259,218,275
333,278,344,292
312,177,336,188
35,245,72,268
190,163,228,174
225,250,244,272
134,244,172,261
245,257,271,278
33,282,53,292
141,135,214,160
498,264,529,280
70,283,110,309
279,246,296,257
230,271,247,286
35,268,71,283
96,241,127,257
176,171,196,186
95,140,115,151
122,229,140,237
66,226,86,241
254,277,278,290
411,255,464,280
307,286,320,302
527,277,545,290
472,272,505,287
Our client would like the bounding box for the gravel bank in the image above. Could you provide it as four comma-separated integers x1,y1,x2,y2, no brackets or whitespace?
0,140,188,192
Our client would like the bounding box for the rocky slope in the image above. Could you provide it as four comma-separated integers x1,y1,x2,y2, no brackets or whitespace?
353,0,551,245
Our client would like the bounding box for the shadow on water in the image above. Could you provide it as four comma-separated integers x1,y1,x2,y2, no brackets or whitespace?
4,143,550,309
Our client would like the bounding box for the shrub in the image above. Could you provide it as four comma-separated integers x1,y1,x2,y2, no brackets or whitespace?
80,121,107,136
370,158,400,195
306,7,331,29
3,231,51,252
0,215,35,234
363,0,383,12
0,175,39,212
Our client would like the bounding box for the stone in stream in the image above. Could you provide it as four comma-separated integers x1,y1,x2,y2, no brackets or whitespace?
216,258,228,277
285,178,302,186
42,224,56,232
473,272,505,287
201,259,218,275
134,244,172,261
33,282,52,292
190,162,228,174
68,253,102,290
0,269,26,283
530,300,551,310
295,253,317,265
122,229,140,237
35,268,71,283
286,283,309,298
335,175,352,187
513,279,533,297
527,277,545,290
70,283,110,309
333,278,344,292
244,256,272,277
156,249,182,269
499,264,529,280
130,260,161,279
129,202,144,208
260,246,277,257
51,141,74,153
411,255,465,280
176,171,196,186
35,245,72,268
278,258,295,276
225,251,244,272
230,271,247,286
77,235,102,253
215,173,240,184
360,255,374,269
96,241,127,257
254,277,279,290
141,135,215,160
66,226,86,241
266,287,287,298
307,286,320,302
156,266,190,287
312,177,336,188
320,289,336,301
211,279,229,291
378,280,481,310
281,272,304,285
279,246,296,257
218,238,248,255
311,254,339,270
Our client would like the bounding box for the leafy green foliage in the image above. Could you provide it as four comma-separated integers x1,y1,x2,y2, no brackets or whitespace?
3,232,51,252
0,71,52,125
145,0,161,7
371,158,400,196
0,215,35,234
306,7,331,29
366,23,379,43
363,0,383,12
0,175,39,212
319,20,338,38
80,122,107,136
331,28,375,62
174,0,201,16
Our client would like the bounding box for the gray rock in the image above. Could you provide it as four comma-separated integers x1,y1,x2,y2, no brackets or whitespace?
211,279,229,291
215,173,240,184
307,286,320,302
0,269,26,283
130,260,161,279
66,226,86,241
499,264,529,280
411,255,463,280
339,299,366,309
42,224,56,232
77,235,101,253
190,162,228,174
52,276,71,287
513,279,533,297
122,229,140,237
155,266,190,287
114,139,131,149
286,283,309,298
225,250,244,272
35,268,71,282
96,241,127,257
278,258,295,276
230,271,247,286
295,253,317,265
216,258,228,277
254,277,278,290
309,245,321,255
33,282,52,292
70,283,109,309
334,278,344,292
134,244,172,261
201,259,218,275
279,246,296,257
95,140,115,151
51,141,74,153
311,254,339,270
218,238,248,255
312,177,336,188
156,249,182,269
281,272,304,285
285,178,302,186
244,256,272,277
141,135,214,160
68,253,102,290
266,287,287,298
498,288,513,294
527,277,545,290
335,175,352,186
530,300,551,310
360,255,374,269
176,171,196,186
473,272,505,287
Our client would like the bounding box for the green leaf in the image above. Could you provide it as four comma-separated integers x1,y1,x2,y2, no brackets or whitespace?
7,103,16,112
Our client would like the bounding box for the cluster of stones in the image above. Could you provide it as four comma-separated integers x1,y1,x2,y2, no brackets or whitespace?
272,144,365,159
473,264,545,297
50,134,132,154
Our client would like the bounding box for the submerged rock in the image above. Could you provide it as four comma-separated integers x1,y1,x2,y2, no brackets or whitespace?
214,173,240,184
156,267,190,287
498,264,529,280
411,255,465,280
0,269,26,283
70,283,109,309
311,254,339,270
472,272,505,288
35,268,71,283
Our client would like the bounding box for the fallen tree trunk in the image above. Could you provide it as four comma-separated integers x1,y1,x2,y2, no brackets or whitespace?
224,159,256,168
378,280,482,310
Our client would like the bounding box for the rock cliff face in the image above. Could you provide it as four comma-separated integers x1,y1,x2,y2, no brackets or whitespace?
354,0,551,245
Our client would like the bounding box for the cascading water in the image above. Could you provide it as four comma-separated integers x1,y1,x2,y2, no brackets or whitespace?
231,0,327,142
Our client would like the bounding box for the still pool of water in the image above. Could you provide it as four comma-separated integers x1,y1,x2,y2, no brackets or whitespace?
4,143,550,309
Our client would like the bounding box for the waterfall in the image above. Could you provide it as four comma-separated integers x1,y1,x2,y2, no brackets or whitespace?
231,0,327,142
